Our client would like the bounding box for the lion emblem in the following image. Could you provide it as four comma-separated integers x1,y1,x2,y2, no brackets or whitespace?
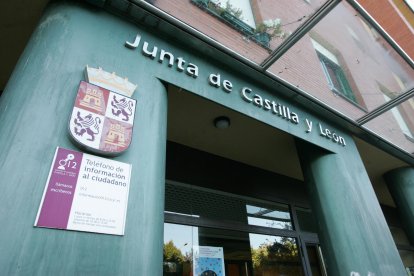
73,111,101,141
111,95,134,121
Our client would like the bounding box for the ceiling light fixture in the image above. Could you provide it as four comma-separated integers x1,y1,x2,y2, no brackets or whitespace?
214,116,231,129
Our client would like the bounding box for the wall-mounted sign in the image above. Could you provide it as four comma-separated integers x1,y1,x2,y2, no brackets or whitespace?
125,33,347,148
34,147,131,236
193,246,225,276
69,81,137,156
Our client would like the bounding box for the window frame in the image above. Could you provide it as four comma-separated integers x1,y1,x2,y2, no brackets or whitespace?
211,0,256,28
191,0,274,48
316,51,357,103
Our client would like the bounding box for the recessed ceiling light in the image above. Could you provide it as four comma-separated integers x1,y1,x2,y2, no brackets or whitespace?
214,116,231,129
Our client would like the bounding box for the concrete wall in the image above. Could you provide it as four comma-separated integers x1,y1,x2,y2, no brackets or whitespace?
0,1,407,275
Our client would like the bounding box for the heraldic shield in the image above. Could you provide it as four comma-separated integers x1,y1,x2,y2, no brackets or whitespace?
69,81,137,156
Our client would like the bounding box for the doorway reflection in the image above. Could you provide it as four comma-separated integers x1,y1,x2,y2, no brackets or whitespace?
164,223,304,276
164,223,197,275
249,233,303,275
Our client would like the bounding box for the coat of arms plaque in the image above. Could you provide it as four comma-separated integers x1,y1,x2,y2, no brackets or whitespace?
69,76,136,156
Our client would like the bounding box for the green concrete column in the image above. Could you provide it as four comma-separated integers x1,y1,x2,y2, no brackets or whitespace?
0,2,167,275
384,167,414,245
296,140,406,276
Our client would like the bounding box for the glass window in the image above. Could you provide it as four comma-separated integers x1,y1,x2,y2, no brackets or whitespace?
165,182,293,230
316,50,356,103
362,98,414,155
246,204,292,230
191,0,284,48
310,37,357,104
210,0,256,28
384,94,413,139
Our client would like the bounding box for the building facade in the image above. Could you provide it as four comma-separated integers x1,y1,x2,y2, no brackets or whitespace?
0,0,414,275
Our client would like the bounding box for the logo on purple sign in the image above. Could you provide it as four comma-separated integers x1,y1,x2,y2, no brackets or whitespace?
57,153,76,170
69,81,136,156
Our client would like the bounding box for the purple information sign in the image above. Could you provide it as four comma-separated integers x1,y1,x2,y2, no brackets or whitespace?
36,148,83,229
35,147,132,235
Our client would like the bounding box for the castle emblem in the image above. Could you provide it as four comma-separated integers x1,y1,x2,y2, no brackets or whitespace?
105,123,127,147
68,67,137,156
79,87,105,113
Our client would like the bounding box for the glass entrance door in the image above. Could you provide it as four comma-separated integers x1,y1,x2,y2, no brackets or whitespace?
164,223,305,276
163,181,324,276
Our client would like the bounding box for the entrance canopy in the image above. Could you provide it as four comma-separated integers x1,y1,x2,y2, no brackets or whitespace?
139,0,414,159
